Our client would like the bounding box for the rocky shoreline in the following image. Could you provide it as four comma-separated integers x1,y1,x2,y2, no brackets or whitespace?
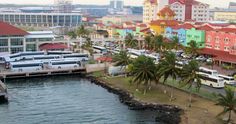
87,75,183,124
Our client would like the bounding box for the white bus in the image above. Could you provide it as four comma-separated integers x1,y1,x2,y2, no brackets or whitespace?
10,61,43,72
199,74,225,88
128,50,142,59
198,67,219,76
49,59,81,69
93,46,107,54
62,54,89,61
219,75,236,85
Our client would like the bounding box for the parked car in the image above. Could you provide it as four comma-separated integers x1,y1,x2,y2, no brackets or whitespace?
181,53,191,59
196,56,207,61
206,58,213,63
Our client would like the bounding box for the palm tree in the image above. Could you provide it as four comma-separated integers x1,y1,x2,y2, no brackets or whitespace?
67,31,77,39
186,40,199,57
144,35,153,50
158,52,179,100
179,60,201,107
216,86,236,123
77,25,90,38
171,36,180,50
125,33,138,49
130,55,157,94
153,35,164,52
112,51,132,67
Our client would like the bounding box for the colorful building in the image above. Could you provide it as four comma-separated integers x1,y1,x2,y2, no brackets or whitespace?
150,6,178,35
165,23,195,46
205,28,236,54
186,28,205,48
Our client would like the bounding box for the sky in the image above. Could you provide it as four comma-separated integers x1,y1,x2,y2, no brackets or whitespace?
0,0,233,8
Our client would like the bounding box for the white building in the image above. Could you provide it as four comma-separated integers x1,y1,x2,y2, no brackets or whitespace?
169,0,209,22
143,0,168,24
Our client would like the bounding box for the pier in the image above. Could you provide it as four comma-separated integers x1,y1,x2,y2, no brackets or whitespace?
0,80,8,103
0,67,86,79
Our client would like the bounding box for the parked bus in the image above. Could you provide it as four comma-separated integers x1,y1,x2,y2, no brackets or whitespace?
198,67,219,76
49,59,81,69
93,46,107,54
219,75,236,85
199,74,224,88
62,54,89,61
10,61,43,72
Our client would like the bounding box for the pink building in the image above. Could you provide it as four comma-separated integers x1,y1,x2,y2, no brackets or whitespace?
205,28,236,55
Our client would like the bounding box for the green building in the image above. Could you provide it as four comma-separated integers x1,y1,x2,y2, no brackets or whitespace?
186,28,205,48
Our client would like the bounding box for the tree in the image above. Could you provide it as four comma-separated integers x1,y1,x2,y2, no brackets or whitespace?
186,40,199,57
153,35,164,52
171,36,180,50
77,25,90,38
216,86,236,123
67,31,77,39
179,60,201,107
144,35,153,50
158,52,179,100
130,55,157,94
125,33,138,49
112,51,132,67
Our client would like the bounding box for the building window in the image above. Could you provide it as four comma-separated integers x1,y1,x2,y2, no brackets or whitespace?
26,38,37,42
0,48,8,52
26,44,36,51
10,47,23,53
224,46,229,51
224,38,229,44
0,39,8,46
11,38,23,46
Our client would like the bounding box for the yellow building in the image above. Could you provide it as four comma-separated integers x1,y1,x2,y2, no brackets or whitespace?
213,10,236,22
143,0,158,24
150,6,178,35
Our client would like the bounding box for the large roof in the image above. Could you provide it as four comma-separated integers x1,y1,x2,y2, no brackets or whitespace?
158,6,175,17
39,43,68,50
0,21,28,36
150,20,179,26
172,23,195,29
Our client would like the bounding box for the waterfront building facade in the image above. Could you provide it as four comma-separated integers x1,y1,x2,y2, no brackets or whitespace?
0,12,82,27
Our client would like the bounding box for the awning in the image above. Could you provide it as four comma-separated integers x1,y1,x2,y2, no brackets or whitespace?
96,57,112,62
199,48,236,64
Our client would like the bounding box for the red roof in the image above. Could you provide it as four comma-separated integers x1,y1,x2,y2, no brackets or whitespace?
172,23,195,30
218,28,236,33
150,20,179,26
158,6,175,17
0,21,28,36
199,48,236,63
39,43,69,50
196,25,214,31
169,0,208,5
124,21,133,25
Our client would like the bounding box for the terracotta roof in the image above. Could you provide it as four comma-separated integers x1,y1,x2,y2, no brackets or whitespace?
172,23,195,30
137,23,147,27
218,28,236,33
196,25,214,31
124,22,133,25
39,43,68,50
140,28,150,33
158,6,175,17
0,21,28,36
96,57,112,62
199,48,236,64
150,20,179,26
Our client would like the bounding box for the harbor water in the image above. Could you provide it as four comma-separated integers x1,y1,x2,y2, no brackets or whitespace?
0,75,158,124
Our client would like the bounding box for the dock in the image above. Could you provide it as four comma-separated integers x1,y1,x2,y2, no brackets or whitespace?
0,80,8,103
0,67,86,79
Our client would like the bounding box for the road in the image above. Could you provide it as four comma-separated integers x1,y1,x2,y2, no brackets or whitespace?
200,85,236,96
